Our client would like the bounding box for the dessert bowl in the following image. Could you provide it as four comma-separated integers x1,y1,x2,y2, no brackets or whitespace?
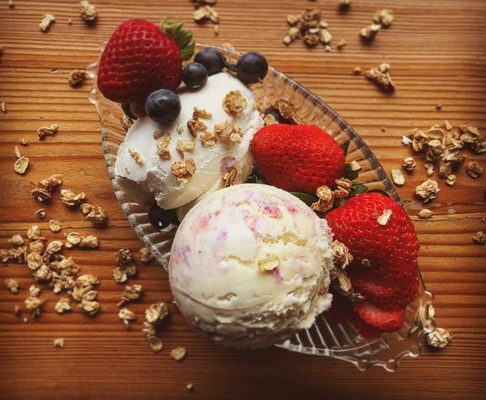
88,44,435,371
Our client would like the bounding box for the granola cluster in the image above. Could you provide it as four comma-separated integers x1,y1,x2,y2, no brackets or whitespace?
39,14,55,32
397,122,485,202
192,0,219,25
68,69,88,87
284,8,332,51
365,63,395,92
114,249,137,283
38,124,58,140
310,178,353,213
359,9,394,41
80,1,97,24
143,301,170,352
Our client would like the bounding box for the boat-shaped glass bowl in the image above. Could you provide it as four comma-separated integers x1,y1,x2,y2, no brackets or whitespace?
88,44,435,372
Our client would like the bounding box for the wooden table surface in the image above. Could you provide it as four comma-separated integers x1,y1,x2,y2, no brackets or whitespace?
1,1,485,399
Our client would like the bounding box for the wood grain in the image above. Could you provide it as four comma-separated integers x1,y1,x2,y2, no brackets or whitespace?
0,1,485,399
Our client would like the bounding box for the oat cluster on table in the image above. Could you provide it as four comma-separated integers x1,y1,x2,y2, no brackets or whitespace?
80,1,97,24
192,0,219,25
394,122,485,205
360,9,394,41
283,8,333,51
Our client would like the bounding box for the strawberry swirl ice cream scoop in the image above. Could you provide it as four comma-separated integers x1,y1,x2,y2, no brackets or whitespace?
169,184,334,349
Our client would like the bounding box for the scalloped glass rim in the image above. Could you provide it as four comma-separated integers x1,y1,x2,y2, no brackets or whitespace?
88,43,434,372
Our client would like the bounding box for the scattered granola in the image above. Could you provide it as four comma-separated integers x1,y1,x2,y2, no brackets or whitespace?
65,232,82,248
426,327,452,349
13,156,29,175
120,115,133,131
418,209,433,219
359,23,381,41
186,383,194,392
60,189,86,207
143,322,163,352
223,91,247,117
48,219,62,233
353,66,362,75
193,5,219,24
9,235,24,246
54,298,71,313
14,145,22,158
156,134,172,160
284,8,332,49
365,63,395,92
5,278,20,294
377,209,392,226
53,338,65,348
79,298,100,315
80,1,97,24
0,101,6,113
128,148,144,165
391,169,404,186
176,139,195,157
80,203,108,228
214,120,241,144
223,167,238,187
446,174,456,186
187,117,208,137
118,307,136,329
416,179,440,203
373,9,394,27
118,283,143,306
334,178,352,199
336,39,347,50
436,103,442,111
38,124,58,140
79,235,99,249
171,159,196,183
68,69,87,87
362,258,371,267
472,231,485,245
139,247,154,263
402,157,416,173
311,185,334,212
114,249,137,283
170,347,187,361
24,285,45,317
8,0,14,9
27,225,42,240
332,240,353,269
19,137,28,146
40,14,55,32
145,301,169,325
466,161,483,179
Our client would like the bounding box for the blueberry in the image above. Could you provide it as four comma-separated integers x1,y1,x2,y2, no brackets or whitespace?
236,52,268,84
145,89,181,124
182,62,208,89
194,48,224,75
148,204,179,230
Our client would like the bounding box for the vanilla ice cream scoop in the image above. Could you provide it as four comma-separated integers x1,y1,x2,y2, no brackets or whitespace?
169,184,334,349
114,72,264,209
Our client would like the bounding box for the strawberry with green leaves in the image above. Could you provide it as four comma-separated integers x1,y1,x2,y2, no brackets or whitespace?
98,18,194,103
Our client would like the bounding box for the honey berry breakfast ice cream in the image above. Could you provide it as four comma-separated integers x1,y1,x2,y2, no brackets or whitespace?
169,184,334,349
114,72,264,210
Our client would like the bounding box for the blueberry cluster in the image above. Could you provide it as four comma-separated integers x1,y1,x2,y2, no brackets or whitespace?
123,48,268,126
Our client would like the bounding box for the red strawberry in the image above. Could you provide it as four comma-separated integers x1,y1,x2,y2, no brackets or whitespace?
353,301,405,332
250,125,345,194
98,19,182,103
325,192,420,330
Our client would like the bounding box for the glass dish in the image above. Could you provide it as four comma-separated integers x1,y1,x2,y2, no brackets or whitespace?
88,44,435,372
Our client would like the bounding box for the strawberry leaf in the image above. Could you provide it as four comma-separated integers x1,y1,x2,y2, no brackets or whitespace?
290,192,317,206
161,18,195,61
340,141,350,156
343,163,360,181
348,183,368,198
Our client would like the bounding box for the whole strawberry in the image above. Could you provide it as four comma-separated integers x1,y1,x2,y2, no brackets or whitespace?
250,125,345,194
326,192,420,331
98,19,182,103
